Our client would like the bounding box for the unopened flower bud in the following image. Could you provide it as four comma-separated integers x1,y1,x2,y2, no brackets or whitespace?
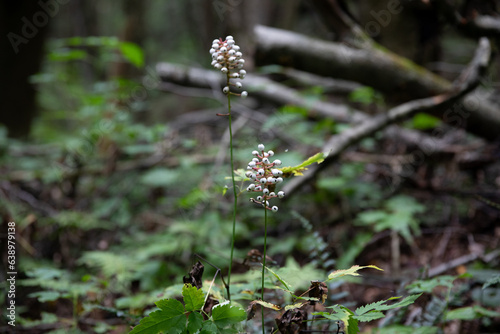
241,91,248,98
258,144,265,151
277,191,285,198
272,206,278,212
223,86,230,93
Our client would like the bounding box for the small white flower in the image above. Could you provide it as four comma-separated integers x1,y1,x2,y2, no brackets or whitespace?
228,49,236,55
256,196,263,201
212,43,219,49
232,73,240,78
226,35,234,40
254,186,262,191
277,191,285,198
238,59,245,64
272,206,278,212
262,158,270,164
241,91,248,98
217,55,224,61
272,169,279,176
273,159,282,166
239,69,246,76
268,150,274,157
257,168,265,176
245,171,253,178
212,39,219,44
220,46,227,52
267,177,276,184
227,39,235,46
258,144,265,151
265,201,270,207
252,158,259,162
221,67,228,73
252,150,259,156
228,56,236,62
276,177,283,183
248,161,256,167
260,178,267,184
210,48,216,54
235,82,242,88
269,192,276,197
233,45,240,51
263,188,269,195
214,63,222,69
223,86,230,93
235,51,242,58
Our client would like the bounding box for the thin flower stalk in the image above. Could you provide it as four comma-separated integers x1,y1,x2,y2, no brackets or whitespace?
210,35,247,301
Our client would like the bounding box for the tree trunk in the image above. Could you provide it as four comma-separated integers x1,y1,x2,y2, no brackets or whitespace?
0,1,50,138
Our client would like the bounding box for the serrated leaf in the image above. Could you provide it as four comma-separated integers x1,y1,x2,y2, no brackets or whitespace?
212,301,246,328
200,321,219,334
183,284,205,312
265,266,292,292
284,302,306,311
129,299,185,334
280,152,326,176
355,294,421,316
250,300,281,311
328,265,383,281
187,312,204,333
353,310,385,322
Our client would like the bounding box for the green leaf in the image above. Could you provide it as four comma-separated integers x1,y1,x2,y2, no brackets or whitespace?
327,265,383,281
483,274,500,289
411,113,441,130
265,266,292,292
353,310,385,322
354,294,421,321
129,299,185,334
183,284,205,312
120,42,144,68
250,300,281,311
187,312,204,333
28,291,61,302
406,276,456,294
211,301,246,328
284,302,307,311
200,321,219,334
445,305,500,321
280,152,326,176
372,325,438,334
140,168,180,187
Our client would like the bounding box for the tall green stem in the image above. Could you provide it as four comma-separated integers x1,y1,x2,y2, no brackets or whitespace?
261,205,268,333
227,74,237,302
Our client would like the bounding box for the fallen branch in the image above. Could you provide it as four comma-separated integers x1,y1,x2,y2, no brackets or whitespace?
282,37,491,195
254,25,500,140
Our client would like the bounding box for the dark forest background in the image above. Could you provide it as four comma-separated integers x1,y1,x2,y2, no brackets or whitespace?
1,1,499,333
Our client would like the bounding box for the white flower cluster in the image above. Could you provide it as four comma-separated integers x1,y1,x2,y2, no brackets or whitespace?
245,144,284,212
210,35,248,97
